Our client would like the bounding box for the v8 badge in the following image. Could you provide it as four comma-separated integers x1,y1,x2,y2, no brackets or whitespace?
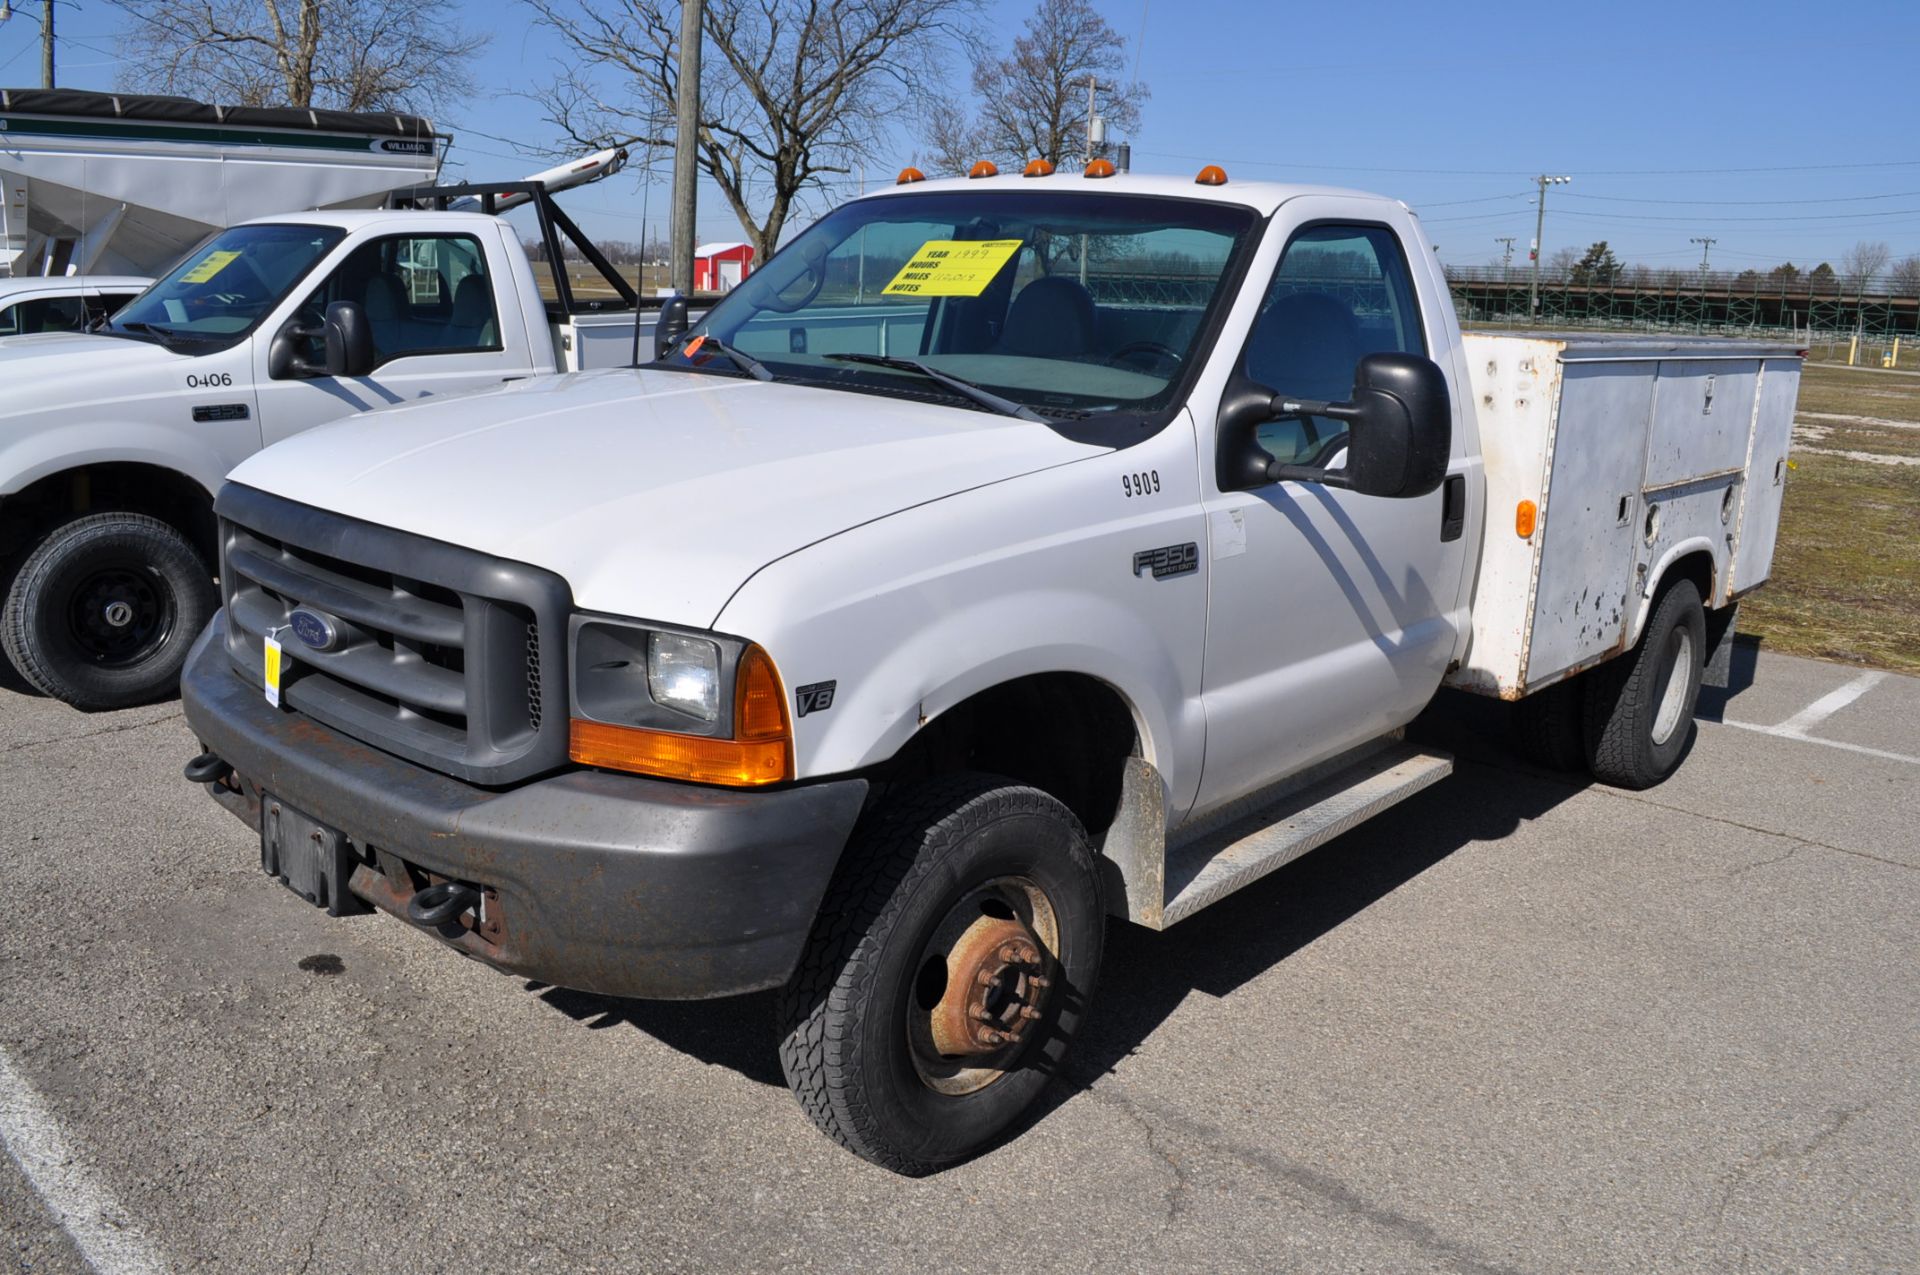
796,680,837,717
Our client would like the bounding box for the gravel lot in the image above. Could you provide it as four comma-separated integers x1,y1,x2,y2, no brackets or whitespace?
2,645,1915,1274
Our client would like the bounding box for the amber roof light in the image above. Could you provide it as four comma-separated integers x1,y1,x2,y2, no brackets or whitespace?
1084,158,1115,178
1195,165,1229,186
969,160,999,179
896,166,926,185
1023,158,1055,177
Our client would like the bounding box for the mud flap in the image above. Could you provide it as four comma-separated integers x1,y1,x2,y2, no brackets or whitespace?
1702,602,1739,690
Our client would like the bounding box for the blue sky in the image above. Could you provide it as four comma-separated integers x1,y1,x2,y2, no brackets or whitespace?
9,0,1919,272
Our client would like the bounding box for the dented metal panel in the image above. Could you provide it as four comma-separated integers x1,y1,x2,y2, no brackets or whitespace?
1731,358,1802,595
1525,361,1654,684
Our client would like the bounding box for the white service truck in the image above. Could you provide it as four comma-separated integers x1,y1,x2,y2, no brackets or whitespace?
0,173,646,709
178,167,1799,1174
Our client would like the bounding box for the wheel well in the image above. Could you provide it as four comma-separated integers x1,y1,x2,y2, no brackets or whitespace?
878,673,1140,837
1655,548,1715,609
0,464,217,568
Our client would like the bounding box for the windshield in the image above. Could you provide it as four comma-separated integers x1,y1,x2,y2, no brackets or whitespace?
669,191,1259,419
115,223,347,339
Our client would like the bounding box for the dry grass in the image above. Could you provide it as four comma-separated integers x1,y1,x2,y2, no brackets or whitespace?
1740,362,1920,671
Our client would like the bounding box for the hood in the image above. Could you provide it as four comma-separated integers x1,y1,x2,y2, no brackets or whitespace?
227,367,1107,626
0,333,184,422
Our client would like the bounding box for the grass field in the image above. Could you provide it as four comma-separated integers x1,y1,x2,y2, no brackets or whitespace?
1740,361,1920,672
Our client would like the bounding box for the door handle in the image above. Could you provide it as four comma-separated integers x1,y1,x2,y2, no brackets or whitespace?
1440,474,1466,542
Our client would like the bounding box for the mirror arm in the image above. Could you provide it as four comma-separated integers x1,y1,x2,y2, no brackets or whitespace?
1266,460,1350,488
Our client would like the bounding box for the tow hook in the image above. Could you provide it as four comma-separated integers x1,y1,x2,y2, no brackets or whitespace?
407,881,482,928
183,751,232,786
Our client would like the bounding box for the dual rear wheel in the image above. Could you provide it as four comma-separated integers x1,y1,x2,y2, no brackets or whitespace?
1514,577,1709,790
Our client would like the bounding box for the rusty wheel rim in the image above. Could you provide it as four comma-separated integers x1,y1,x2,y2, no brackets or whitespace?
907,875,1060,1096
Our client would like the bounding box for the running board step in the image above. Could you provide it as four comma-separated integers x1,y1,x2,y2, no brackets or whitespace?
1152,743,1453,929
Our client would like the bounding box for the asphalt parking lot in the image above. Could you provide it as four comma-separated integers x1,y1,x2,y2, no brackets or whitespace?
2,644,1915,1274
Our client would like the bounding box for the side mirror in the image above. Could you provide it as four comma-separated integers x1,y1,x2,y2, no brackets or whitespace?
1217,352,1451,499
652,295,689,361
323,300,375,377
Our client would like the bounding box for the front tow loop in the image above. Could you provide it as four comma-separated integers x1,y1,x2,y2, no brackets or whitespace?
407,880,482,928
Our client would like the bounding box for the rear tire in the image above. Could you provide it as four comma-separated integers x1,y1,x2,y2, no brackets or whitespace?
777,774,1105,1176
2,512,216,710
1512,676,1586,771
1582,578,1706,790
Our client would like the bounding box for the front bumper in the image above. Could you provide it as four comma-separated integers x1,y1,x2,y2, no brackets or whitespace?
181,615,867,999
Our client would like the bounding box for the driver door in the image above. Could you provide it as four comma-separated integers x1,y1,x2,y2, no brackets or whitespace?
254,229,533,448
1191,203,1470,818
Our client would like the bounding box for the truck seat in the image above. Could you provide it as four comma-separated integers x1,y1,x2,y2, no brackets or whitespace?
1246,291,1365,401
998,275,1096,358
448,275,496,348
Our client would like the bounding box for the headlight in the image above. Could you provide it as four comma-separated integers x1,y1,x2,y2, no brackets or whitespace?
568,614,793,786
647,632,720,722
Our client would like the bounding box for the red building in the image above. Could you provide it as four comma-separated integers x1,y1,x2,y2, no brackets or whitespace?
694,242,755,293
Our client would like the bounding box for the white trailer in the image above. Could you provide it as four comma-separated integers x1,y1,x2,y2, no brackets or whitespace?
0,88,444,278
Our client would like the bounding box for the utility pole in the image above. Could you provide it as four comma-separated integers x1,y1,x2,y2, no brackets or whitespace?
1495,236,1516,285
668,0,702,297
40,0,52,87
1528,173,1570,318
1691,236,1716,277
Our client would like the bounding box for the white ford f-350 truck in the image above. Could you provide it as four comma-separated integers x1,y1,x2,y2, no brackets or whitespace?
178,167,1799,1174
0,169,641,711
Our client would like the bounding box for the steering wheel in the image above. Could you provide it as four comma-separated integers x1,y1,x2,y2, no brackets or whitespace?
1105,340,1184,375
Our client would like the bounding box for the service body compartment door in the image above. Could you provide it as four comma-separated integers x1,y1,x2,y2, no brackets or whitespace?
1731,357,1801,594
1644,361,1760,488
1524,361,1653,681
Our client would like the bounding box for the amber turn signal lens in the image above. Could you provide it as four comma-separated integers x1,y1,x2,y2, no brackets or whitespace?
969,160,999,179
1084,158,1116,178
1195,165,1228,186
896,166,926,185
1516,499,1538,538
570,643,794,787
1022,158,1055,177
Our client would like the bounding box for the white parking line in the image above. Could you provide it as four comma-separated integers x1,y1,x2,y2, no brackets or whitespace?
1775,671,1888,734
0,1046,169,1275
1712,670,1919,766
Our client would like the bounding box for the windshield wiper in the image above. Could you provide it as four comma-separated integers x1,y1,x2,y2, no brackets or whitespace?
681,335,774,382
115,321,186,348
822,353,1045,422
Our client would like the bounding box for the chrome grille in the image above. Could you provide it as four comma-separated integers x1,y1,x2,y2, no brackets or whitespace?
216,484,571,786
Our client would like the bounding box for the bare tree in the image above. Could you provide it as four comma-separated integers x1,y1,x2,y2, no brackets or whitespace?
926,0,1146,175
1841,240,1892,294
1544,246,1579,283
1890,254,1920,297
111,0,485,113
527,0,982,261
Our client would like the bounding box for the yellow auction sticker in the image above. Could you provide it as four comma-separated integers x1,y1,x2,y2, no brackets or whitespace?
264,633,284,708
882,239,1024,297
180,250,241,285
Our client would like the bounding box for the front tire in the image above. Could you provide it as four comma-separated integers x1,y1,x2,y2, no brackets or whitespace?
777,775,1105,1175
1,512,216,710
1583,578,1706,789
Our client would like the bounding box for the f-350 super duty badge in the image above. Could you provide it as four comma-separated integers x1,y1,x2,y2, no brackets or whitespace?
1132,543,1199,580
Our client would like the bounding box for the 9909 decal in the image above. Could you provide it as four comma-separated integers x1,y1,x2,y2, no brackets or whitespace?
1121,470,1160,498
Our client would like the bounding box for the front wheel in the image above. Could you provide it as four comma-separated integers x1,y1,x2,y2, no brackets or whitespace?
777,775,1105,1175
1,512,216,710
1583,578,1707,789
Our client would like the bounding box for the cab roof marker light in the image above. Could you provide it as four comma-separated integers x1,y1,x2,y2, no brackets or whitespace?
1195,164,1228,186
1023,158,1055,177
969,160,999,179
1084,158,1116,178
896,166,926,185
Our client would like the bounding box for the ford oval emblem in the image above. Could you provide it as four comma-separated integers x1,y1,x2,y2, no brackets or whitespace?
288,608,340,652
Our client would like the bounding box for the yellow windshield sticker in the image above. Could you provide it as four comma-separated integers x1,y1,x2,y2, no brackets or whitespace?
882,239,1024,297
180,250,241,285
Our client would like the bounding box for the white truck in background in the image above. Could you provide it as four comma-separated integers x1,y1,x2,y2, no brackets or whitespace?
178,167,1799,1174
0,162,646,710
